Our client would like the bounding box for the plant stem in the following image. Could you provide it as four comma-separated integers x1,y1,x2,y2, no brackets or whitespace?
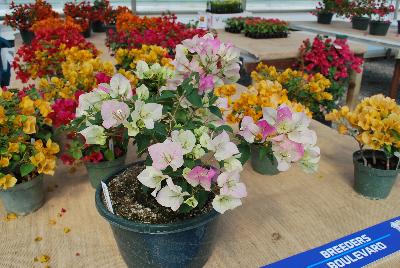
386,156,390,170
372,151,376,166
358,142,367,166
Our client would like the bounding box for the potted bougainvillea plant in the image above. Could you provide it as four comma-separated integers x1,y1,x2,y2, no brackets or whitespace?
91,0,110,32
64,1,93,38
4,0,58,44
326,94,400,199
0,86,59,215
95,34,249,267
224,80,320,175
369,0,395,36
104,6,130,37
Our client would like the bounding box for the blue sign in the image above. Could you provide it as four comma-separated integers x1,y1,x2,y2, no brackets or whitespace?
263,216,400,268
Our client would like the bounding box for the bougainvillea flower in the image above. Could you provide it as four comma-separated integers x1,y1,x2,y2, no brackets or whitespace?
212,194,242,214
185,166,217,191
209,131,240,161
272,137,305,171
299,145,321,173
256,120,275,140
170,130,196,155
217,171,247,199
148,140,184,171
101,100,130,129
238,116,260,143
79,125,107,145
156,178,189,211
109,73,133,98
137,166,170,196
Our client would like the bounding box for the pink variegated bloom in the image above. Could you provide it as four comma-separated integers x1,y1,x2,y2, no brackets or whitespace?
256,120,276,140
272,137,305,172
148,140,184,171
185,166,217,191
238,116,260,143
101,100,130,129
199,74,215,93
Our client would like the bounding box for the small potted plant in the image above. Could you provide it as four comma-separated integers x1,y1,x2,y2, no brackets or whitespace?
243,18,289,39
64,1,93,38
326,94,400,199
369,0,395,36
343,0,372,30
95,34,250,267
104,6,130,37
208,0,243,14
225,17,253,33
91,0,110,33
313,0,338,24
0,86,59,215
4,0,58,44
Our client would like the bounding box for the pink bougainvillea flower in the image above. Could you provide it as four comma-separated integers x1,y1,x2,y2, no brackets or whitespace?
199,74,214,93
101,100,130,129
95,72,111,84
272,137,305,172
238,116,260,143
185,166,217,191
217,171,247,199
148,140,184,171
256,119,275,140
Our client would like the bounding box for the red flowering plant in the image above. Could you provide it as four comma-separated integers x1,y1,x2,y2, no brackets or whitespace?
242,18,289,38
370,0,395,22
63,1,93,30
92,0,111,22
313,0,344,15
104,6,130,25
12,27,98,82
297,35,363,105
340,0,373,18
4,0,58,31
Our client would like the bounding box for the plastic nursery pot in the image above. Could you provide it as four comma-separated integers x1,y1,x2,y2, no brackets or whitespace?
353,150,399,200
369,20,390,36
95,164,220,268
225,27,241,34
82,22,92,38
250,144,280,175
92,20,106,33
85,154,126,189
0,175,45,215
398,20,400,34
352,16,370,31
19,30,35,45
317,13,334,24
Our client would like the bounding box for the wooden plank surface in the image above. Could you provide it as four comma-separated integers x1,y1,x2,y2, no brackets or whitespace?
2,31,398,268
216,29,367,61
291,21,400,50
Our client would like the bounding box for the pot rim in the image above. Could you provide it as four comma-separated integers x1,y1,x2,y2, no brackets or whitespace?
353,149,400,174
0,174,44,193
95,162,219,234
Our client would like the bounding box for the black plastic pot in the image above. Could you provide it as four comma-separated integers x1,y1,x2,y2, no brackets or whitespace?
352,16,370,30
353,150,399,199
95,164,220,268
245,31,288,39
92,20,106,32
20,30,35,45
398,20,400,34
369,20,390,36
317,12,334,24
225,27,241,34
82,25,91,38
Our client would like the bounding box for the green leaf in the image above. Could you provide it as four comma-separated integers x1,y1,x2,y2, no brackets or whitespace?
178,203,194,213
215,125,233,133
195,190,209,209
154,122,167,136
186,89,203,108
209,106,223,119
237,143,250,164
71,150,83,160
20,163,35,177
391,129,400,140
184,158,195,169
136,135,151,155
104,149,115,161
157,90,176,101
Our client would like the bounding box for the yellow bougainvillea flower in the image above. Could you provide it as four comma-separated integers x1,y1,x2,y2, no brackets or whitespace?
0,174,17,190
45,139,60,155
0,156,10,168
19,96,35,115
0,105,6,125
23,116,36,134
34,99,53,117
8,142,19,153
30,152,46,167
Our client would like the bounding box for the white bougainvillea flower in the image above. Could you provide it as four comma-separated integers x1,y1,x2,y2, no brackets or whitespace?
156,178,189,211
217,171,247,199
238,116,260,143
109,73,133,98
148,140,184,171
287,112,316,145
76,89,109,117
212,194,242,214
223,156,243,172
209,131,240,161
137,166,170,197
130,100,163,130
184,166,217,191
79,125,107,145
170,130,196,155
101,100,130,129
272,137,305,172
136,84,150,100
299,145,321,173
135,60,150,79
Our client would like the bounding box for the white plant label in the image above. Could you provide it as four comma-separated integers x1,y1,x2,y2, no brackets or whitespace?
101,181,114,214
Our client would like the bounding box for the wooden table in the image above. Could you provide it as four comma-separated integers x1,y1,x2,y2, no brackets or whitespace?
216,29,367,108
291,21,400,99
0,121,399,268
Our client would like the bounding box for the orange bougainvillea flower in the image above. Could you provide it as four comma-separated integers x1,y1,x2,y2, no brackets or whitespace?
23,116,36,134
31,16,82,34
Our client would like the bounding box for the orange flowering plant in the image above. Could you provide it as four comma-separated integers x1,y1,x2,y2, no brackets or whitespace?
0,86,59,190
325,94,400,169
30,16,82,34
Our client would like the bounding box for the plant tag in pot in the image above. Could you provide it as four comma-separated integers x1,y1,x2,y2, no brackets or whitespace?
101,181,114,214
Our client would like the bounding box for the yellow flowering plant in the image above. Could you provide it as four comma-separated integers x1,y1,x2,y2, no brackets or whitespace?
0,87,59,190
325,94,400,170
251,63,334,122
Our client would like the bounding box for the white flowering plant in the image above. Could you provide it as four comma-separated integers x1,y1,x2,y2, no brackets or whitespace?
76,34,251,214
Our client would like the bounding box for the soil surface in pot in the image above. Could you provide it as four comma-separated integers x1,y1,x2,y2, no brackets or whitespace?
104,164,213,224
356,155,398,170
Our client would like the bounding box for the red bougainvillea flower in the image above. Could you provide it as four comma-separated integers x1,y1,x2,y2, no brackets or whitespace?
82,151,104,163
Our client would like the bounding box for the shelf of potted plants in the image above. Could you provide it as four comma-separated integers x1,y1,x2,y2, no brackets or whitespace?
207,0,243,14
313,0,339,24
4,0,58,45
224,16,255,33
326,94,400,199
0,86,59,215
242,18,290,39
343,0,373,30
369,0,395,36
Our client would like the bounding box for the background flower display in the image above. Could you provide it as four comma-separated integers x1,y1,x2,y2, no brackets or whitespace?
225,17,255,33
243,18,289,39
107,13,208,55
92,0,110,23
13,27,99,82
370,0,395,22
297,35,363,107
30,16,83,34
4,0,58,31
208,0,243,14
0,86,59,190
104,6,130,26
63,1,93,31
252,63,334,121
